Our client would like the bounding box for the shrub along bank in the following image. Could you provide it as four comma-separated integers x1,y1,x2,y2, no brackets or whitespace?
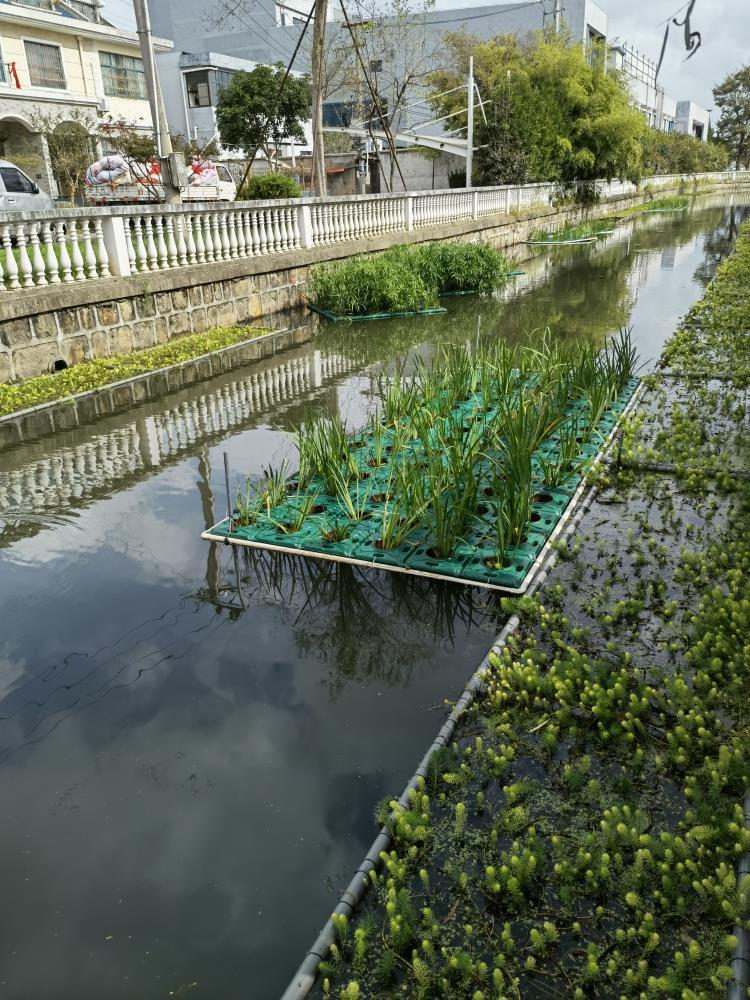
0,325,268,418
312,229,750,998
308,243,509,317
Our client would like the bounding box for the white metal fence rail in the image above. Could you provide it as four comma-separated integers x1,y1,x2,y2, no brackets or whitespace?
0,172,747,292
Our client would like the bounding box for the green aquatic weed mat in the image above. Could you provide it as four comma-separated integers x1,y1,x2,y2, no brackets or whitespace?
203,378,641,593
313,477,749,999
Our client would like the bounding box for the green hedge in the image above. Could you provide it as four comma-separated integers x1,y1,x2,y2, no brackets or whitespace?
238,173,302,200
0,325,267,417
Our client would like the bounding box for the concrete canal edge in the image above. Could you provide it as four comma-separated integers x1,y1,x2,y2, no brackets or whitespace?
279,384,647,1000
729,788,750,999
0,322,315,451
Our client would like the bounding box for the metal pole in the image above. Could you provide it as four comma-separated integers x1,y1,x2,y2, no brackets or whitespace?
223,451,232,525
465,56,474,187
553,0,562,34
310,0,328,196
133,0,181,204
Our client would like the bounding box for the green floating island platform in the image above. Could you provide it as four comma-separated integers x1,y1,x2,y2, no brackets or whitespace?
203,377,641,593
308,303,448,323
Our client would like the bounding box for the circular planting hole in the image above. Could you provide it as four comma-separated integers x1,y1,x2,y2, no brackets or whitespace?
483,487,495,497
286,482,299,493
530,512,541,523
309,504,325,515
476,504,490,516
483,556,513,570
367,458,386,468
371,493,391,503
534,492,554,504
426,547,452,560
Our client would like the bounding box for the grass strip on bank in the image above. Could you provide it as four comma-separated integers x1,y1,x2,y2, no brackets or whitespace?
311,214,750,999
0,325,268,418
309,243,509,318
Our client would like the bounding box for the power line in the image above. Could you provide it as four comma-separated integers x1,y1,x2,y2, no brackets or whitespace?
656,0,692,26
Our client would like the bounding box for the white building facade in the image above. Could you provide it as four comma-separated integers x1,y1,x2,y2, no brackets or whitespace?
676,101,710,141
0,0,171,197
608,42,708,140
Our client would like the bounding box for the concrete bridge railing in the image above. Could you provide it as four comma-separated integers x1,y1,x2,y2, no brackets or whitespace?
0,172,747,293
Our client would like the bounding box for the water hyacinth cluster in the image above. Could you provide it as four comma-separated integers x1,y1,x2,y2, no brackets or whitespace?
309,242,510,317
230,331,639,580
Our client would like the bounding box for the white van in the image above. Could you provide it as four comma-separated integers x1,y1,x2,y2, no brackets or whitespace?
0,160,55,213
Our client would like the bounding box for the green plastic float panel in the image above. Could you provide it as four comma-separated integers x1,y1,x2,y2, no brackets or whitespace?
204,377,640,593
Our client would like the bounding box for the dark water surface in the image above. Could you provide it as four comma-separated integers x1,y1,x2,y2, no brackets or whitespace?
0,197,747,1000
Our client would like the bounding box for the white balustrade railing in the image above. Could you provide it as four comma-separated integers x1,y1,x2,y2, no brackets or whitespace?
0,171,747,293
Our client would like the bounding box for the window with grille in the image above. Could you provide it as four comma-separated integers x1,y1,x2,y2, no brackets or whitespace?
24,40,66,89
100,50,147,100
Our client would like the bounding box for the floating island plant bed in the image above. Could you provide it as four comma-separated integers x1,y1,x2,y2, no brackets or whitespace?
308,302,448,323
203,334,641,593
525,219,618,246
307,242,511,321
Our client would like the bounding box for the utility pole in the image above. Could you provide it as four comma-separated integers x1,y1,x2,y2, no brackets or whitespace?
553,0,562,34
310,0,328,197
133,0,181,204
465,55,474,187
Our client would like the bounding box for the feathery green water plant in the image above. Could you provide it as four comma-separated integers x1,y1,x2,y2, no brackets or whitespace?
309,242,509,318
415,241,509,294
309,249,438,317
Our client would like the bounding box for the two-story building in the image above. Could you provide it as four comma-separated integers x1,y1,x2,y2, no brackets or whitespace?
0,0,172,197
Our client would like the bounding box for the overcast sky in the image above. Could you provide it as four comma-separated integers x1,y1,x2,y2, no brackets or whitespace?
102,0,745,112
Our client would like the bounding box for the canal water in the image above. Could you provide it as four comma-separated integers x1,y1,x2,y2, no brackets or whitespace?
0,196,747,1000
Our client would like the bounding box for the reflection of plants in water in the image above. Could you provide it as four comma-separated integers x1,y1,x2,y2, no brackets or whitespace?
693,206,750,287
214,548,497,700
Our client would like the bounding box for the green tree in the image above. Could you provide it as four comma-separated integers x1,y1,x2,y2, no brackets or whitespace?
28,108,98,200
642,130,728,174
428,31,646,186
713,65,750,168
215,64,311,168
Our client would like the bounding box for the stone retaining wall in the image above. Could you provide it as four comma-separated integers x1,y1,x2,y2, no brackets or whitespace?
0,323,315,449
